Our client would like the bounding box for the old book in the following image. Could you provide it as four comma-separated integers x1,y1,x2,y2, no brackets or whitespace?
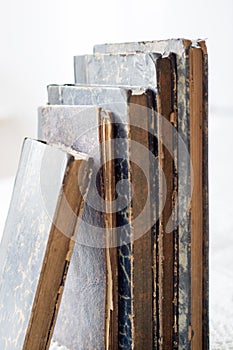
93,39,209,349
46,86,156,349
0,138,92,350
73,53,178,349
39,105,115,350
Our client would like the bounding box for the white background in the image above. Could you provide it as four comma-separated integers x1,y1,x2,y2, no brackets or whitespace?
0,0,232,176
0,0,233,347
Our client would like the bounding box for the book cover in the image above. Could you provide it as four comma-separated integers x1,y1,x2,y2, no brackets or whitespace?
0,138,92,350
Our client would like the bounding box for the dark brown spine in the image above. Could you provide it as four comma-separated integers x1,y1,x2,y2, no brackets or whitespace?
190,47,204,349
156,57,176,349
198,40,209,350
169,54,179,349
129,93,154,350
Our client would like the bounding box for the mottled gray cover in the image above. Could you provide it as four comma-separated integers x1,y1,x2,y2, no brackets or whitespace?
74,53,160,90
93,38,194,56
0,139,74,350
48,85,130,124
93,39,209,349
39,106,106,350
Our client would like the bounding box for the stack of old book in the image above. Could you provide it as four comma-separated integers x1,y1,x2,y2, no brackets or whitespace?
0,39,209,350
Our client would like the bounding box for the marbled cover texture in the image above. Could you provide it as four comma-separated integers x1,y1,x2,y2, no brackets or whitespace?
0,139,75,349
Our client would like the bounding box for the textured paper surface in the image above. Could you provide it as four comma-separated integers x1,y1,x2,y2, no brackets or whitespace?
0,139,89,350
74,53,160,90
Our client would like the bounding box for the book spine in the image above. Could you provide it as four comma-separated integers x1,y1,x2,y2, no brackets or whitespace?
156,55,178,349
198,40,209,350
176,42,192,350
150,92,159,350
115,121,133,350
129,93,154,349
190,47,204,350
170,55,179,350
99,111,118,350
